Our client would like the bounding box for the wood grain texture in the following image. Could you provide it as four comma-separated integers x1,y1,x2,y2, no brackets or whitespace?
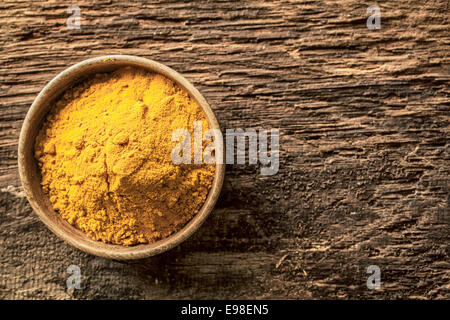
0,0,449,299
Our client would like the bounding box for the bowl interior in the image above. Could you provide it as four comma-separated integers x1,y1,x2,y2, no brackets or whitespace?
18,55,224,260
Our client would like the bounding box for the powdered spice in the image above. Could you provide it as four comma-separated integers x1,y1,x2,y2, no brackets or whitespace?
35,67,215,245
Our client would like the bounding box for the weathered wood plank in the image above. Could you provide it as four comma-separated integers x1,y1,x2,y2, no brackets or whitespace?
0,0,449,299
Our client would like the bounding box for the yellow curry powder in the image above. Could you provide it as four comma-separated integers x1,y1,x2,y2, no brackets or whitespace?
35,67,215,245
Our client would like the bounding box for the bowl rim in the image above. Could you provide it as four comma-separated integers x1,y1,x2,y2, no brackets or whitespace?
18,55,225,260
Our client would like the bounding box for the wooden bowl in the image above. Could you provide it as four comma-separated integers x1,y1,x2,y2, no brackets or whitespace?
18,55,225,260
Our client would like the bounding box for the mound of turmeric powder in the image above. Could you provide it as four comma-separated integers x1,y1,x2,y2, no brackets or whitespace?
35,67,215,245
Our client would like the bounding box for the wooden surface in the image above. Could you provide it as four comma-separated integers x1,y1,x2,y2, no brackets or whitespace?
0,0,449,299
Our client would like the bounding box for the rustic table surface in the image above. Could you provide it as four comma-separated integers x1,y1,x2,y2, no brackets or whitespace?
1,0,449,299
